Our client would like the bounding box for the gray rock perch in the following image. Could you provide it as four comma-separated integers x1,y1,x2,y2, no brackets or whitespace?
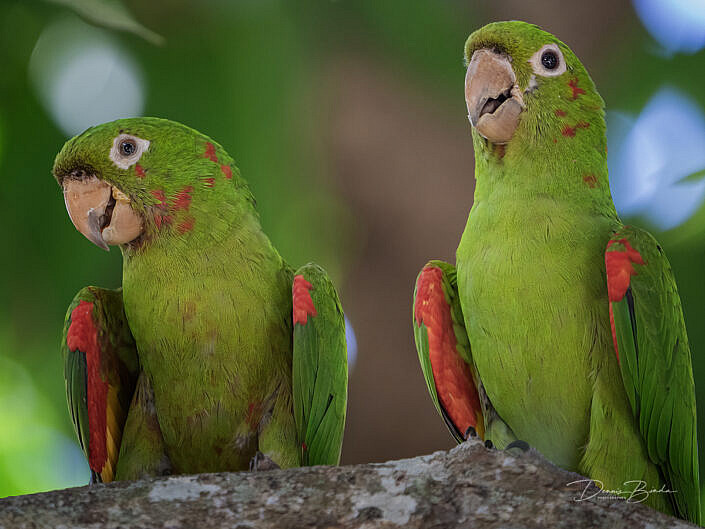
0,440,696,528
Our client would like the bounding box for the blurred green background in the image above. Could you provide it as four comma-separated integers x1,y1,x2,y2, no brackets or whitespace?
2,0,705,499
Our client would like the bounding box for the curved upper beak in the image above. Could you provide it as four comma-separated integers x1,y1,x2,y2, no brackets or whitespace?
465,49,524,145
63,177,143,250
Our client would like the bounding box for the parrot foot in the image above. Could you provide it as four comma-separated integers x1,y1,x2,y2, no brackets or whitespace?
249,451,281,472
505,440,531,457
89,470,102,485
506,440,530,452
481,439,530,456
464,426,478,439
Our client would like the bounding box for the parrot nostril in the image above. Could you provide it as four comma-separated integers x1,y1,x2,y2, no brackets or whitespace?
67,167,96,181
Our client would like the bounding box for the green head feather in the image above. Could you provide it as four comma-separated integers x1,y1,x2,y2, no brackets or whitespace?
53,117,256,254
464,21,612,211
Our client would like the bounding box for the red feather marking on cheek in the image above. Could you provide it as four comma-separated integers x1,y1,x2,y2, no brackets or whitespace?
555,109,566,117
605,238,645,302
204,142,218,163
561,120,590,139
609,302,620,364
155,215,173,229
583,174,598,188
66,301,108,473
415,266,483,437
135,164,146,178
177,216,195,234
568,78,586,100
292,275,317,325
151,189,166,204
172,185,194,211
221,165,233,180
151,190,170,229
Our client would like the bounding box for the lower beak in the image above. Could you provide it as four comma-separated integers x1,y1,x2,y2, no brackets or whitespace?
465,49,524,145
63,177,143,250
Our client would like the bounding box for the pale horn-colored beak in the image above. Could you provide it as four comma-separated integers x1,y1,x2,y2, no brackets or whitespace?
63,177,143,250
465,49,524,144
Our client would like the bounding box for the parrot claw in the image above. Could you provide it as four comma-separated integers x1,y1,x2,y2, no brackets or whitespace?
505,440,531,456
249,451,280,472
506,440,530,452
464,426,478,439
89,470,102,485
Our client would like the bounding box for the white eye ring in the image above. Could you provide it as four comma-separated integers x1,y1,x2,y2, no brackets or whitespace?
529,44,566,77
110,134,150,170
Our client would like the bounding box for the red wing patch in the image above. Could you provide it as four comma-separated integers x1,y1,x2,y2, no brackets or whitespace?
555,109,566,117
202,177,215,188
414,266,483,438
609,303,619,363
221,165,233,180
605,238,645,302
66,301,108,474
292,275,317,325
605,238,645,364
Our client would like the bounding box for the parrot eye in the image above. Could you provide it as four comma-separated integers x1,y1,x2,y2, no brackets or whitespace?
110,133,150,170
529,44,566,77
541,51,558,70
120,139,137,156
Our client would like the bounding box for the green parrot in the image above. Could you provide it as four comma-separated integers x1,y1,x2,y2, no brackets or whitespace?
54,117,347,483
412,21,700,523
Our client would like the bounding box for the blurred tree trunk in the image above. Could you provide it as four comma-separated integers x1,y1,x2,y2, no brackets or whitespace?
0,440,693,528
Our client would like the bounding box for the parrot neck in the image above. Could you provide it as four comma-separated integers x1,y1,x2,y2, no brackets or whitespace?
121,190,280,265
471,124,617,216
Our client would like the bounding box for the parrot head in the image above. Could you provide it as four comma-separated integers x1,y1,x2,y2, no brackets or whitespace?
463,21,604,151
53,117,249,252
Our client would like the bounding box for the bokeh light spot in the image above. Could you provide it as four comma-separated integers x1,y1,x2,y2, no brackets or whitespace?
633,0,705,53
29,16,144,137
608,87,705,230
345,315,358,372
0,354,88,497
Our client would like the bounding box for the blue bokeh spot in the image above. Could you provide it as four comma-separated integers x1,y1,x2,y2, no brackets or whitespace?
608,87,705,230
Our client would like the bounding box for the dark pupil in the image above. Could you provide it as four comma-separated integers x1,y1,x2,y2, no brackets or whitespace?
121,141,136,156
541,51,558,70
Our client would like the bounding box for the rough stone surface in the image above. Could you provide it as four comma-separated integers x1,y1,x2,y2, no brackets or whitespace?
0,440,696,528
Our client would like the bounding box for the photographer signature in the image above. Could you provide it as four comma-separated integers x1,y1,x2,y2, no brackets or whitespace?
567,479,677,504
